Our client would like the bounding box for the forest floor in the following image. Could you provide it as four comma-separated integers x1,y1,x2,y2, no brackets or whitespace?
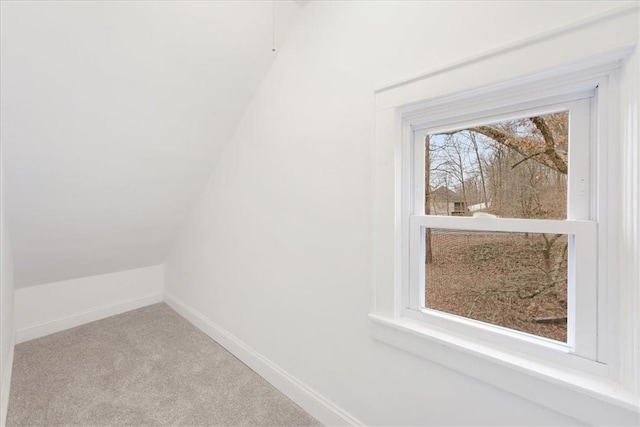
426,230,568,342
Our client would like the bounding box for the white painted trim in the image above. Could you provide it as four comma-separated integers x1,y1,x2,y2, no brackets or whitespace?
15,292,163,344
163,292,363,427
0,340,14,427
370,314,639,426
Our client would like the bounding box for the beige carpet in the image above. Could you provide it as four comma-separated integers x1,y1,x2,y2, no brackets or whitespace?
7,303,321,426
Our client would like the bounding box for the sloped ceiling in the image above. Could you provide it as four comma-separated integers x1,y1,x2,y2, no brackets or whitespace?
1,1,303,287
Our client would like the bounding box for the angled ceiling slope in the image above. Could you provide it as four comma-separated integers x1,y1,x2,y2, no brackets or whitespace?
1,1,303,287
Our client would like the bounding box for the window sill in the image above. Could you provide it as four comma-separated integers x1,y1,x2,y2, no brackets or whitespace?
369,313,639,425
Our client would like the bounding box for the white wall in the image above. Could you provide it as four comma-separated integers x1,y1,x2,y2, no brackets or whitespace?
15,265,163,344
1,182,15,426
0,1,303,288
164,1,632,425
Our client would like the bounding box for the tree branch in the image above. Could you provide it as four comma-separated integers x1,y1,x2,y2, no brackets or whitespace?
433,116,568,175
530,116,568,174
510,149,548,170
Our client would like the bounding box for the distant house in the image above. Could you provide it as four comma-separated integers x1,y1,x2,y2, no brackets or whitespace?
429,186,467,216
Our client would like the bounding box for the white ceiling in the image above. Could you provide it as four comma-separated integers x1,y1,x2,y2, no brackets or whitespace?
1,1,303,287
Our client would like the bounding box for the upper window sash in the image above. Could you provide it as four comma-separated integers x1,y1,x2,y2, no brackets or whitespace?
410,98,592,220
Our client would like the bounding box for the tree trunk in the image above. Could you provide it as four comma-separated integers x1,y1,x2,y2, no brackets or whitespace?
471,133,489,208
456,148,467,208
425,135,433,263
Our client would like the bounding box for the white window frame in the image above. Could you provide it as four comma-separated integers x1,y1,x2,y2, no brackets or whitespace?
403,96,601,370
370,7,639,425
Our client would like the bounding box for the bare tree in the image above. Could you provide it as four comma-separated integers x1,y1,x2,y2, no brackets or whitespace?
425,135,433,263
467,117,568,175
468,132,489,208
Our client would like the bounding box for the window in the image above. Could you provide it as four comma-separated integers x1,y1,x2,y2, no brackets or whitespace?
370,10,639,423
405,98,599,360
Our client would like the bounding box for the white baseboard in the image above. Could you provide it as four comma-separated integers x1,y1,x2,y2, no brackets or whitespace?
1,340,14,427
163,292,363,427
15,293,163,344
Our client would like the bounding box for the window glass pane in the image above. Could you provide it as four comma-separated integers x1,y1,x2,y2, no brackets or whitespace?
426,112,568,219
424,228,568,342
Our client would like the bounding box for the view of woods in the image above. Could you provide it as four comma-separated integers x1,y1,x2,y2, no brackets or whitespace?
424,112,570,342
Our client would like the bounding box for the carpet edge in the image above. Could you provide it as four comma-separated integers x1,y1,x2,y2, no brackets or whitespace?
15,292,163,344
163,292,364,427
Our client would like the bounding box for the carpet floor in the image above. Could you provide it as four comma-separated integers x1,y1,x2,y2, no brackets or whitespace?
7,303,321,426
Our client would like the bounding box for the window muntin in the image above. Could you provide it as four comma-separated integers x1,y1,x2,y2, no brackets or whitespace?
406,97,597,359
